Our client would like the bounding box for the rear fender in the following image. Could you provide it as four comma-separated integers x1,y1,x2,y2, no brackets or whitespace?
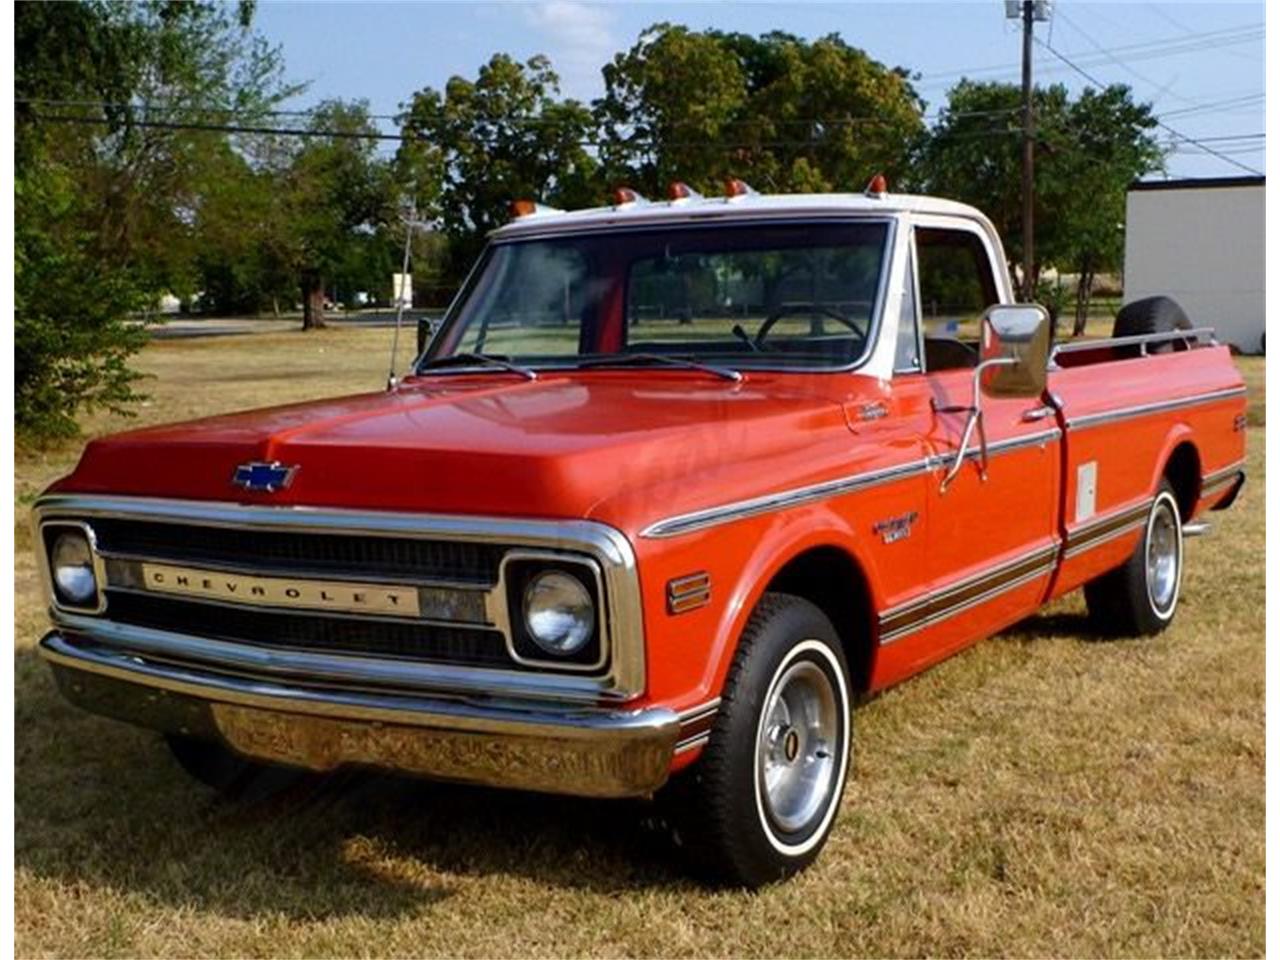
1148,421,1197,510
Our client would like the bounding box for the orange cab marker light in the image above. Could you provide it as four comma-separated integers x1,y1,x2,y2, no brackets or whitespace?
510,199,539,218
724,178,757,199
865,174,888,198
612,186,649,207
667,181,703,202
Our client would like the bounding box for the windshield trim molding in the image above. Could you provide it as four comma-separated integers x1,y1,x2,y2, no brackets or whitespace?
416,215,897,378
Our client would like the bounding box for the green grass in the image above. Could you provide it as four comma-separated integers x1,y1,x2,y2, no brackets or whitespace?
13,330,1265,957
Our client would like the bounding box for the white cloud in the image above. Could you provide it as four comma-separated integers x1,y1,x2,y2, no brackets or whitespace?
525,0,617,101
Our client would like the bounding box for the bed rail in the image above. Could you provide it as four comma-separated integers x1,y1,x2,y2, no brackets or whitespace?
1049,327,1218,365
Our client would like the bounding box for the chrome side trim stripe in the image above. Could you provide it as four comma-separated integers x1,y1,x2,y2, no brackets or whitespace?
641,428,1061,540
1065,386,1246,431
1201,459,1247,493
1062,499,1152,560
878,542,1059,645
641,458,931,539
924,427,1061,470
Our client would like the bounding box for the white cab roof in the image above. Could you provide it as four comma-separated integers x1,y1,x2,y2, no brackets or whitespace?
491,191,998,239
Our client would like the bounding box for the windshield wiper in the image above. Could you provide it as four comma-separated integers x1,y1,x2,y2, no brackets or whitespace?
576,353,742,382
418,352,538,381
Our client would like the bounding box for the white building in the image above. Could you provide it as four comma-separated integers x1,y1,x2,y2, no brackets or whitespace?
1124,176,1265,353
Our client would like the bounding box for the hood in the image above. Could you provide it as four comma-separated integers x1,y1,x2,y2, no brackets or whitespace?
54,372,873,530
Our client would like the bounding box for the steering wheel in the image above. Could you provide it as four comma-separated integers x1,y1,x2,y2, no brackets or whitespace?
751,305,862,350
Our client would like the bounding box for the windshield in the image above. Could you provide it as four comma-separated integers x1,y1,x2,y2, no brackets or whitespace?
420,221,891,373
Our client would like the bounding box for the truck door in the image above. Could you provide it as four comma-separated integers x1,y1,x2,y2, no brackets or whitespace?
887,220,1061,671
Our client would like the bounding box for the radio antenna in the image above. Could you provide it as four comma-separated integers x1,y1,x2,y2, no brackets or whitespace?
386,201,418,391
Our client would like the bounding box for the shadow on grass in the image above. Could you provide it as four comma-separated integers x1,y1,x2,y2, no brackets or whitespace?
14,647,691,924
998,608,1144,644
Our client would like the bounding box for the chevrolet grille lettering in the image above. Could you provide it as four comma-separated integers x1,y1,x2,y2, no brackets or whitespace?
139,562,421,618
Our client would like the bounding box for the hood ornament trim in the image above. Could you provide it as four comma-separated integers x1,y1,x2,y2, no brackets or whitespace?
231,461,299,493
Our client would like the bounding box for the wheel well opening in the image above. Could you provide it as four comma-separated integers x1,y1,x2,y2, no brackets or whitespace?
1164,442,1201,519
765,547,874,693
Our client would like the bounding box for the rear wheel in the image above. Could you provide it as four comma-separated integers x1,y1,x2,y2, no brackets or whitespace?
674,594,852,888
1085,481,1184,635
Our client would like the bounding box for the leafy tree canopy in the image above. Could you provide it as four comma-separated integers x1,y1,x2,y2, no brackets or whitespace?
595,25,925,197
16,0,293,441
918,79,1162,326
397,54,598,272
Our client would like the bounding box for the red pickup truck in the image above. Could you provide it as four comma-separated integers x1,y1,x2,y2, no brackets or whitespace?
34,183,1246,887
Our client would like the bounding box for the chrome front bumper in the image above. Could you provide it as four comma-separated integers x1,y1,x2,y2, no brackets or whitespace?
39,631,681,798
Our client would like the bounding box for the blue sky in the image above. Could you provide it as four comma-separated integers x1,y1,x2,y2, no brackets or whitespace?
251,1,1264,179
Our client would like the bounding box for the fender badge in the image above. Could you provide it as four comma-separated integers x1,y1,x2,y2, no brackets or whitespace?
232,461,299,493
873,511,918,544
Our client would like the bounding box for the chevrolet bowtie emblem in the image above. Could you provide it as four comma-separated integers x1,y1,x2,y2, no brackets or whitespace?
231,461,299,493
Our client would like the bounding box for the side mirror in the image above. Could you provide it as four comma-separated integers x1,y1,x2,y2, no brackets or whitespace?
979,304,1051,399
939,303,1052,493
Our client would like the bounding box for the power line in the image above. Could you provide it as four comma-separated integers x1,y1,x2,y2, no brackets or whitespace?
23,110,1037,151
23,107,1264,158
1034,37,1263,176
15,96,1022,129
917,21,1262,86
1158,92,1266,119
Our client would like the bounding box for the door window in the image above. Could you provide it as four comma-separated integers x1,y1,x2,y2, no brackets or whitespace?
916,228,999,336
916,227,1000,371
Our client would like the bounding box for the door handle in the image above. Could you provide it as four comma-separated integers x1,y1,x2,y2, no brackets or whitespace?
1022,405,1055,422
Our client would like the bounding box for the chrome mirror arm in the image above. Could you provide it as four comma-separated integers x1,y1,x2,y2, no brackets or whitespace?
939,356,1018,493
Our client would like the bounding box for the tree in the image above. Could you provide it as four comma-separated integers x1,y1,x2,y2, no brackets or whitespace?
15,0,292,440
397,54,599,275
917,79,1162,327
595,26,925,197
1050,86,1164,333
275,102,395,328
595,25,748,196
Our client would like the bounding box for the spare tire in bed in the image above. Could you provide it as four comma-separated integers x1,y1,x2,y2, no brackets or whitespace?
1112,295,1193,356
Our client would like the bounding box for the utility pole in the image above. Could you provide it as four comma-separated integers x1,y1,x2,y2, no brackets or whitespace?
1020,0,1035,301
1007,1,1051,301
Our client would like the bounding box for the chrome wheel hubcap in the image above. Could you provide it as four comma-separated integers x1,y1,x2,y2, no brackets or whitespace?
1146,499,1180,614
757,659,838,834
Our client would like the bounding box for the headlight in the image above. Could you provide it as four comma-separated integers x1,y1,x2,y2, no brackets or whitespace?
51,530,97,606
522,570,594,655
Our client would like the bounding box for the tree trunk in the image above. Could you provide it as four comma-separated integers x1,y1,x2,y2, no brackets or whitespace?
301,273,326,330
1072,255,1094,338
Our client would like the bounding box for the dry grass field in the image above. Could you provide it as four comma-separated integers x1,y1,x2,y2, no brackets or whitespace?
14,327,1265,958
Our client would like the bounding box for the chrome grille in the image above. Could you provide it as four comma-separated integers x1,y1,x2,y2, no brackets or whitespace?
33,495,647,702
101,590,512,667
91,518,506,585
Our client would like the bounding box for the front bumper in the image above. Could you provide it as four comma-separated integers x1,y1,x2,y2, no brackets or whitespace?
39,631,680,798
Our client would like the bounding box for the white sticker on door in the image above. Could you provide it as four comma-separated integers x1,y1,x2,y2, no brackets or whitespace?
1076,461,1098,523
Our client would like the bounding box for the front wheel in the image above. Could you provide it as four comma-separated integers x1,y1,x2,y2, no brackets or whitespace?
675,594,852,887
1084,481,1184,635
